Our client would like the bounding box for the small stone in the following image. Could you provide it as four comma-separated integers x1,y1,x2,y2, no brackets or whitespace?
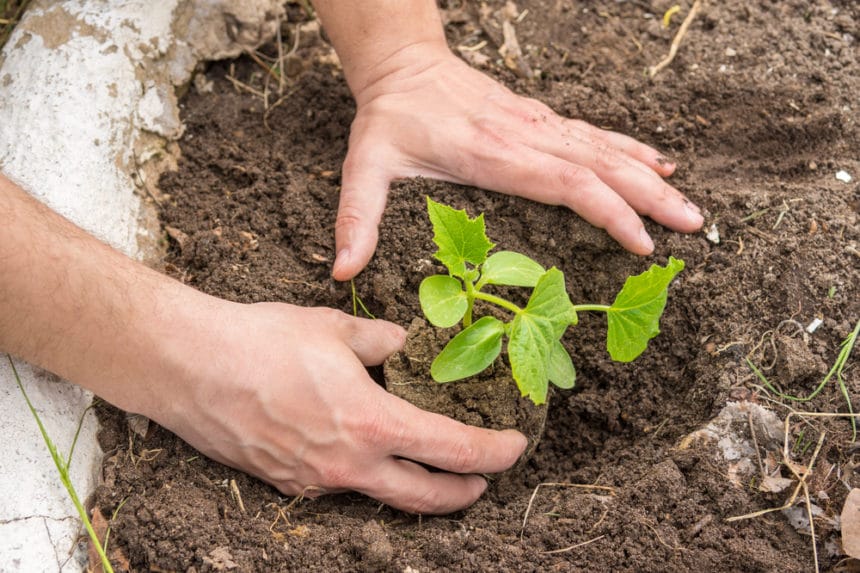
725,47,737,57
705,223,720,244
836,170,852,183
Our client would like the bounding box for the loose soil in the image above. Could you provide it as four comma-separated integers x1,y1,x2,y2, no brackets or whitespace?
94,1,860,571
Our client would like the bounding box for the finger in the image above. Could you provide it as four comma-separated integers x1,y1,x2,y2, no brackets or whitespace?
360,457,489,514
563,119,678,177
536,130,703,233
497,96,678,177
471,144,655,254
384,398,528,474
332,146,391,281
337,313,406,366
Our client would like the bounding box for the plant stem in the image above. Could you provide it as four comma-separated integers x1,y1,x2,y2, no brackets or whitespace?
472,291,523,315
463,279,476,327
571,304,612,313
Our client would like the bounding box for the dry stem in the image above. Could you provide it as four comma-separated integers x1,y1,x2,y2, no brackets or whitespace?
520,482,616,540
648,0,703,78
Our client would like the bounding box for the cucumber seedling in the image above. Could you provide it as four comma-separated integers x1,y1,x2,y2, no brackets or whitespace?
419,197,685,405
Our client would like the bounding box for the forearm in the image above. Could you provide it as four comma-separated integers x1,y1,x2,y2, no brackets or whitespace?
0,173,212,416
311,0,449,103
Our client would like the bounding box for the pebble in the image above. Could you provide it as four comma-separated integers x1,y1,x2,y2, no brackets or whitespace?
836,170,852,183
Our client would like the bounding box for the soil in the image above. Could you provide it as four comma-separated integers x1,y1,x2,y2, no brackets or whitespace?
384,318,548,466
93,1,860,571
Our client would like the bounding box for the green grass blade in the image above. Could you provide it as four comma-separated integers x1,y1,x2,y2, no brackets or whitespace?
8,357,114,573
748,319,859,440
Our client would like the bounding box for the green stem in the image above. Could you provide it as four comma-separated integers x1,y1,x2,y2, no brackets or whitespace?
463,280,476,327
10,357,114,573
571,304,612,313
472,291,523,315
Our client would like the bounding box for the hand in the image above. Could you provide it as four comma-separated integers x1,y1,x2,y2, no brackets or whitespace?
331,46,704,280
154,300,527,514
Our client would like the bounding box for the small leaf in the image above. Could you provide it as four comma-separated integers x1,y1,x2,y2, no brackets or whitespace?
547,339,576,389
426,197,495,277
606,257,685,362
431,317,505,382
419,275,468,328
480,251,546,287
508,313,553,405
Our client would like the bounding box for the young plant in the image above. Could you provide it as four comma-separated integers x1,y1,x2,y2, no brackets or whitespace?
418,197,685,405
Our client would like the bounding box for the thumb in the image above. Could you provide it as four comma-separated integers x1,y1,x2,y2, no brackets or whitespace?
340,315,406,366
332,148,391,281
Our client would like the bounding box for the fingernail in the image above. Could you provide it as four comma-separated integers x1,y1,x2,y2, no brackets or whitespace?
506,430,529,453
332,248,350,278
639,228,655,253
655,156,675,167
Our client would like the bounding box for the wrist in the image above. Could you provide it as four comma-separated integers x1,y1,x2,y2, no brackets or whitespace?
311,0,450,105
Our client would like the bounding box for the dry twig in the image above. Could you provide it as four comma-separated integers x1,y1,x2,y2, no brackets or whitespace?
648,0,703,78
520,482,616,539
727,412,860,573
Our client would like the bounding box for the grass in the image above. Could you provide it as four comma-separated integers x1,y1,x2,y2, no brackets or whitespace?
747,318,860,440
350,279,376,319
8,356,114,573
0,0,31,51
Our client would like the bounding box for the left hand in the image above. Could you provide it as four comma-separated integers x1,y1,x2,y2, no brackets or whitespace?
330,46,703,280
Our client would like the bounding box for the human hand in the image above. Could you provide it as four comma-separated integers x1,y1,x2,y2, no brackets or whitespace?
154,300,527,514
331,46,704,280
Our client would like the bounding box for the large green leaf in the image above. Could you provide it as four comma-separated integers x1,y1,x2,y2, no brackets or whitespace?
606,257,685,362
419,275,468,328
480,251,546,287
506,268,577,404
426,197,495,278
508,313,553,405
524,268,577,330
431,316,506,382
547,339,576,389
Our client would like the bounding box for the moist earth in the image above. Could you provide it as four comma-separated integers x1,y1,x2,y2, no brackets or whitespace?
94,1,860,571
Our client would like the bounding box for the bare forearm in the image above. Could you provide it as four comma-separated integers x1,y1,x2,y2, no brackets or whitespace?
0,174,209,415
311,0,448,102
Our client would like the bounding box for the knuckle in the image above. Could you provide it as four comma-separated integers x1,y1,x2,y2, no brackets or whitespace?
446,439,480,473
335,202,365,231
353,411,404,450
405,488,443,515
593,146,625,171
557,163,593,190
317,463,354,489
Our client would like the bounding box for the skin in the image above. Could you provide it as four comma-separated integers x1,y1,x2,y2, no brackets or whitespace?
0,1,702,514
311,1,703,280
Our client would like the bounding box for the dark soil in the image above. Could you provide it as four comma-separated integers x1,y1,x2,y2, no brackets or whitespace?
94,1,860,571
384,318,548,466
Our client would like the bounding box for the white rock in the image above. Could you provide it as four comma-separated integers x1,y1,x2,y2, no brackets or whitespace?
706,223,720,244
836,170,853,183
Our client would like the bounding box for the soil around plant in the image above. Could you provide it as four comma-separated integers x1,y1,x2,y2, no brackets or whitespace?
384,318,548,469
94,1,859,571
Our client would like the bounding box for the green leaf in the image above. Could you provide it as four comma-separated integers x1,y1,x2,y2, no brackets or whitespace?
505,268,577,404
547,339,576,389
508,313,553,405
431,317,505,382
419,275,468,327
426,197,495,278
524,267,577,332
606,257,685,362
480,251,546,287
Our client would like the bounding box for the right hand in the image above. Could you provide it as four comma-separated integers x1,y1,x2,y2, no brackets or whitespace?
150,300,527,514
